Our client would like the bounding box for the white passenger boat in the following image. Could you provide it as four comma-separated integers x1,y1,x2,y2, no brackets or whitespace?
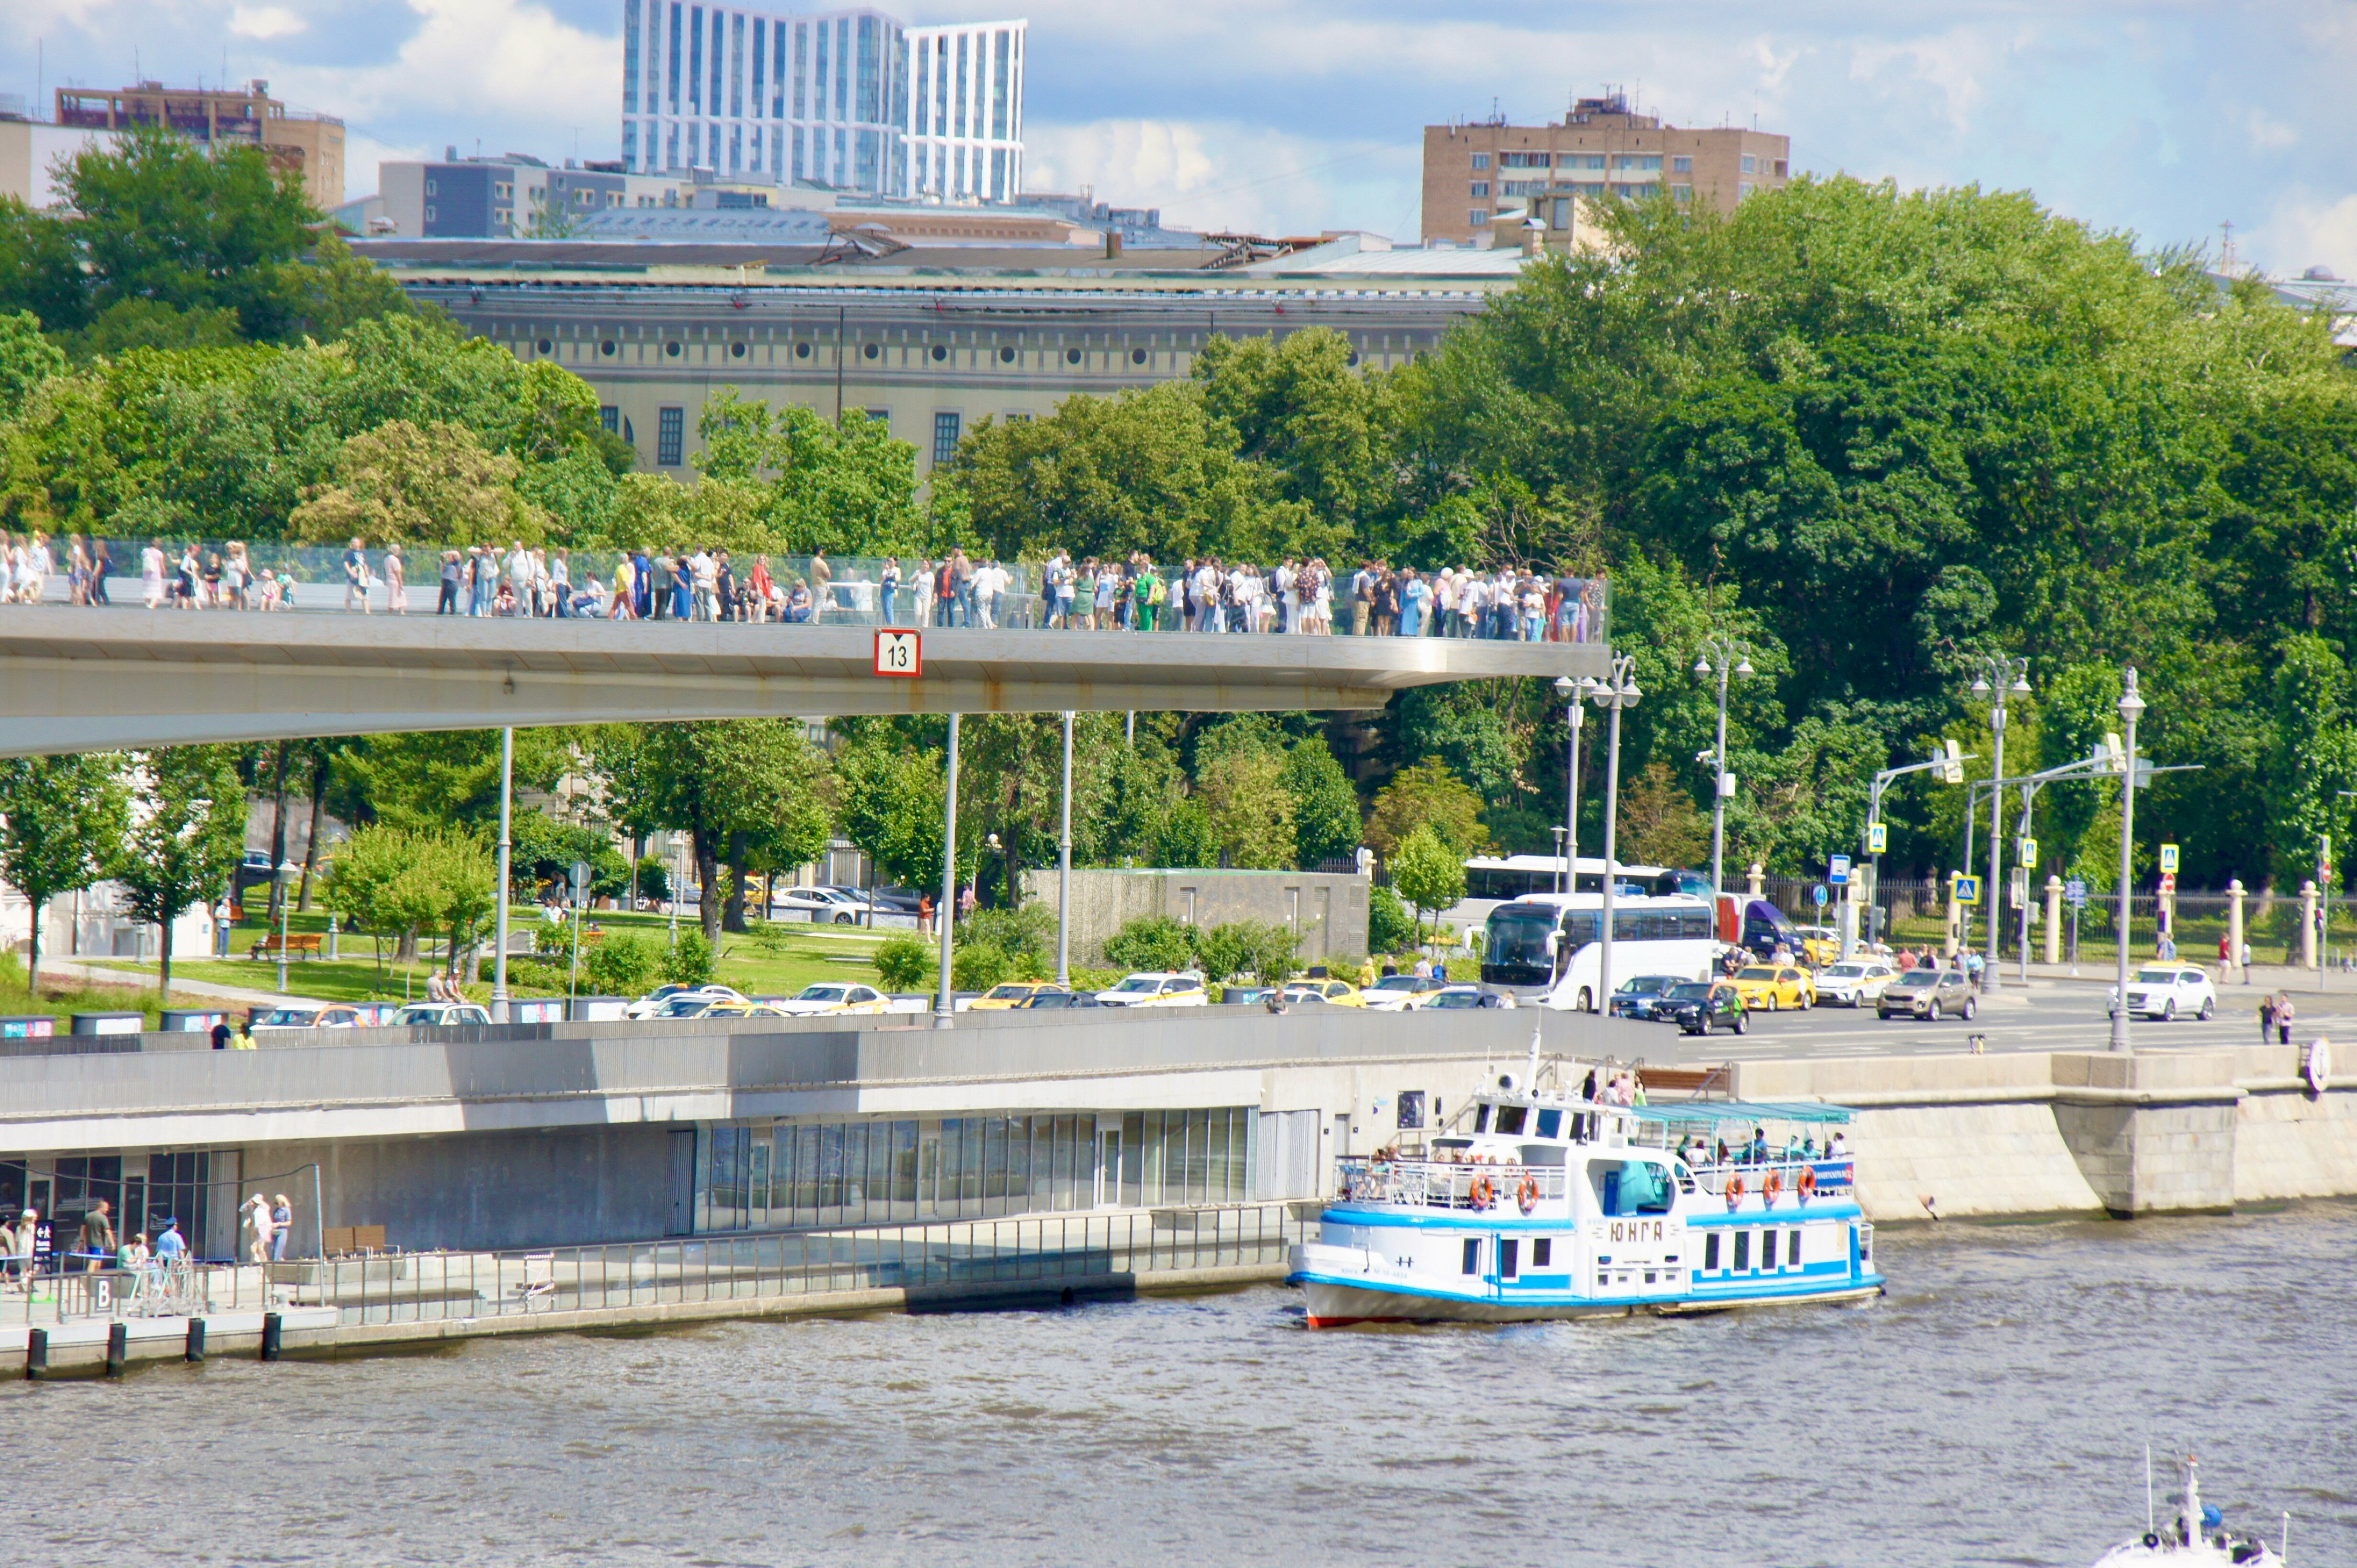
2090,1454,2286,1565
1287,1063,1883,1328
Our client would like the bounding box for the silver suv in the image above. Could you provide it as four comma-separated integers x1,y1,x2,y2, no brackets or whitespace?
1877,968,1977,1021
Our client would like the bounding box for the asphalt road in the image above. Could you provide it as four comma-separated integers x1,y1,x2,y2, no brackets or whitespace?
1631,976,2357,1064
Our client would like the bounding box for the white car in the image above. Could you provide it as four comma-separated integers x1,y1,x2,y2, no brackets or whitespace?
1094,971,1210,1008
391,1002,494,1027
2111,965,2217,1021
773,887,872,924
771,982,890,1016
625,983,747,1020
1360,974,1445,1011
1813,961,1898,1009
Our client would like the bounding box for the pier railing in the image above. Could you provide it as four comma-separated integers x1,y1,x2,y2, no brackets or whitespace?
1334,1157,1568,1210
1,1203,1317,1330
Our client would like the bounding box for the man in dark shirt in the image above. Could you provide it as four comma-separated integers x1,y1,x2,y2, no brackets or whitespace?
714,552,737,621
210,1019,232,1050
77,1200,114,1274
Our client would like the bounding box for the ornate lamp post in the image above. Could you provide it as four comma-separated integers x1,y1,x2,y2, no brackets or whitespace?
2109,669,2145,1053
1692,636,1753,906
1968,656,2032,993
1586,655,1643,1010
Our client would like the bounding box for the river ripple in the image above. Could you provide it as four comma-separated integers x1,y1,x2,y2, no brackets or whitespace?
5,1203,2352,1568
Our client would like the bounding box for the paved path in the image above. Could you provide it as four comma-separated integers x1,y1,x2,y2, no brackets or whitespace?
48,957,313,1008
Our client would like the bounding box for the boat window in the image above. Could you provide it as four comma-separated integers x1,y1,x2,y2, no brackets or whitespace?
1461,1238,1481,1276
1787,1230,1802,1266
1532,1238,1552,1268
1499,1239,1519,1280
1704,1232,1721,1271
1535,1108,1563,1139
1518,1144,1566,1168
1733,1231,1750,1271
1473,1105,1492,1133
1494,1105,1527,1135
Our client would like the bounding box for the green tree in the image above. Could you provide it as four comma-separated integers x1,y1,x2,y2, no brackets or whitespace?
1365,756,1491,859
1366,882,1416,957
330,730,568,834
1105,915,1196,972
1280,738,1361,866
0,310,64,420
0,754,128,991
873,931,936,992
1388,823,1468,951
112,746,247,996
1196,747,1297,869
663,928,716,986
288,419,545,545
693,390,925,555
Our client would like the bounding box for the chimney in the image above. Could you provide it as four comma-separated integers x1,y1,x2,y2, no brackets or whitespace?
1103,229,1122,259
1520,217,1545,257
446,145,458,162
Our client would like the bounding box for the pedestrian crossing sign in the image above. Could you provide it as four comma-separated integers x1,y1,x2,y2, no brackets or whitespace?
1867,823,1888,855
1951,874,1983,905
2159,843,2180,875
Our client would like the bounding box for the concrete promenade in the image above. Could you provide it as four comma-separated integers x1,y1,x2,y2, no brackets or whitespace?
0,609,1604,755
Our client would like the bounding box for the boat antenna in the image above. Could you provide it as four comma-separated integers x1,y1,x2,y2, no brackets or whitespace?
2145,1444,2153,1536
1527,1020,1543,1090
2281,1510,2290,1563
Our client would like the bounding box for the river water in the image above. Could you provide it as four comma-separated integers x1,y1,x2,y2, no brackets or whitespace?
6,1204,2353,1568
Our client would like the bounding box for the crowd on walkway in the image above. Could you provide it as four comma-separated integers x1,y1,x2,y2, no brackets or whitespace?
27,532,1608,642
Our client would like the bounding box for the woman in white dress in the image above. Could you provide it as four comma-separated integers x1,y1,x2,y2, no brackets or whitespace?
383,545,407,613
222,542,248,610
142,541,166,608
23,532,50,602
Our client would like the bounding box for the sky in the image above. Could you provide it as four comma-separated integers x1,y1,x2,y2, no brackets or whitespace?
7,0,2357,277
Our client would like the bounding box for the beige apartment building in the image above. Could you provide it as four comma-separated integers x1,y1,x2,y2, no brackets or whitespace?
53,81,344,212
1423,92,1788,248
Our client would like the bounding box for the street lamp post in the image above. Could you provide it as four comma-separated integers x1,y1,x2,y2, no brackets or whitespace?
1968,657,2032,994
2109,668,2145,1054
1587,655,1642,1011
492,726,514,1023
272,858,300,994
1057,710,1074,986
1553,675,1586,896
936,712,961,1030
1692,637,1754,908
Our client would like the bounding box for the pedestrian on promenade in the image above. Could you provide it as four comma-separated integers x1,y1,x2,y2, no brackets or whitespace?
917,894,933,938
210,1017,232,1050
959,884,978,922
2277,993,2295,1045
243,1193,274,1264
5,1208,32,1290
384,545,406,613
271,1195,293,1262
76,1198,114,1275
153,1218,186,1265
2259,993,2278,1042
343,537,371,614
0,1211,16,1292
2238,938,2252,983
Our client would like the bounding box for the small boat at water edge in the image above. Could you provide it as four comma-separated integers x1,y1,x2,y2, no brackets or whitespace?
2089,1453,2287,1566
1286,1053,1882,1328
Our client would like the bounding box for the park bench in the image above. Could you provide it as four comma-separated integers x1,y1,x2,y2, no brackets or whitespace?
322,1224,388,1257
249,933,323,961
1634,1064,1729,1096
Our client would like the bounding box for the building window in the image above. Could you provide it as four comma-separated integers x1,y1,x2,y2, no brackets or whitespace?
1671,155,1693,174
656,406,685,466
423,204,436,223
1468,210,1490,226
424,178,437,196
1468,180,1489,198
600,405,620,433
864,408,890,430
1741,154,1757,174
1615,155,1661,171
1501,180,1546,196
1671,184,1693,203
1498,151,1550,168
933,410,961,464
1773,160,1788,177
1565,153,1605,171
1469,152,1490,170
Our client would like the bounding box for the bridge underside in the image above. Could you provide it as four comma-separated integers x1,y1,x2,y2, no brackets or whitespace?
0,610,1605,754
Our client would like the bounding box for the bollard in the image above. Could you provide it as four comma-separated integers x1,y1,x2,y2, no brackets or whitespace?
24,1328,47,1379
259,1311,283,1362
104,1321,128,1376
185,1317,207,1363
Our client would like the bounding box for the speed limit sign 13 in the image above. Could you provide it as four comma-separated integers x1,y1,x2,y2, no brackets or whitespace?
874,629,922,677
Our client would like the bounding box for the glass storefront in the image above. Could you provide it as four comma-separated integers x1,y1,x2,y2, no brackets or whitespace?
2,1149,233,1262
694,1108,1258,1234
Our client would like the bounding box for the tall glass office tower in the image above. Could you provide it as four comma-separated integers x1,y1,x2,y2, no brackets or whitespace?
619,0,1025,201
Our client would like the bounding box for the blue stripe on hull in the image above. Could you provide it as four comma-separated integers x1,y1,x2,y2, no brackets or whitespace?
1289,1269,1885,1320
1322,1200,1864,1230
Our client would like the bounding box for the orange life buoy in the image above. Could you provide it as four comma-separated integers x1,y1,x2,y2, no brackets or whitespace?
1469,1176,1495,1211
1763,1171,1784,1207
1798,1165,1818,1200
1725,1174,1745,1212
1517,1174,1540,1215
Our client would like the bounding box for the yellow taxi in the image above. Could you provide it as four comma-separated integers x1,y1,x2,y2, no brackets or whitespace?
1729,964,1816,1012
1793,925,1844,968
703,1001,794,1019
968,981,1069,1011
1288,978,1366,1007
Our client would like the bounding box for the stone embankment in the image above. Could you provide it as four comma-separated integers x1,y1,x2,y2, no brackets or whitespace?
1733,1045,2354,1221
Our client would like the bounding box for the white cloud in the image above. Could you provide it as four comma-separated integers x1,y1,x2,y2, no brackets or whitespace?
2245,109,2299,151
2249,190,2357,282
1846,28,2007,137
229,5,305,41
1024,118,1418,237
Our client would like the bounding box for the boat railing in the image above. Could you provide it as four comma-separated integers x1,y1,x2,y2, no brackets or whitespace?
1683,1154,1855,1205
1333,1157,1569,1211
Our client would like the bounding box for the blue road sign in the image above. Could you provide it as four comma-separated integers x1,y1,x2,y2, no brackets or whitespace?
1829,855,1851,886
1811,884,1828,908
1952,874,1983,905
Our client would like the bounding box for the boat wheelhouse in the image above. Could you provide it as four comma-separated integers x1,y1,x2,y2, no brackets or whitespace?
1287,1068,1882,1328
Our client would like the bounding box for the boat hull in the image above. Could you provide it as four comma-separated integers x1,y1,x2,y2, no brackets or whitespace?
1290,1243,1883,1329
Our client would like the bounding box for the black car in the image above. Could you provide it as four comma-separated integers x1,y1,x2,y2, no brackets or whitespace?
1013,990,1102,1010
1609,974,1689,1020
862,886,926,914
1662,981,1749,1036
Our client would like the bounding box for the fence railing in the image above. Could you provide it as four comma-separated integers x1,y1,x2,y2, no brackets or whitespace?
1,1203,1317,1331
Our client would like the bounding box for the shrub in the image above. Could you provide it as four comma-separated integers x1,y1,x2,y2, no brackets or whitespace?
1105,915,1196,972
583,930,659,996
633,857,671,904
951,939,1010,993
874,932,935,992
661,929,715,987
1367,883,1416,956
965,902,1054,964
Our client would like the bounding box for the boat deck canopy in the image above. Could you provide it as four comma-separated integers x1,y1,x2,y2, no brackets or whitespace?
1621,1100,1855,1127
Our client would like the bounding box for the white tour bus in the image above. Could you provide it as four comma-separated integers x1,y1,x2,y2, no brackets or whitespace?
1480,891,1720,1011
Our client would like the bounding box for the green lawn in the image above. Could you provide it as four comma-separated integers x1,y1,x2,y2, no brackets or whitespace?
98,906,887,1003
0,957,222,1030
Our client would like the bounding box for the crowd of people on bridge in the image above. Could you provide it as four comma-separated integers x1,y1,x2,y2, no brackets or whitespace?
28,532,1607,643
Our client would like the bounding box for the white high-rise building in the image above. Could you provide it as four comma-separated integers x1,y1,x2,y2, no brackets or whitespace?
619,1,1024,202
